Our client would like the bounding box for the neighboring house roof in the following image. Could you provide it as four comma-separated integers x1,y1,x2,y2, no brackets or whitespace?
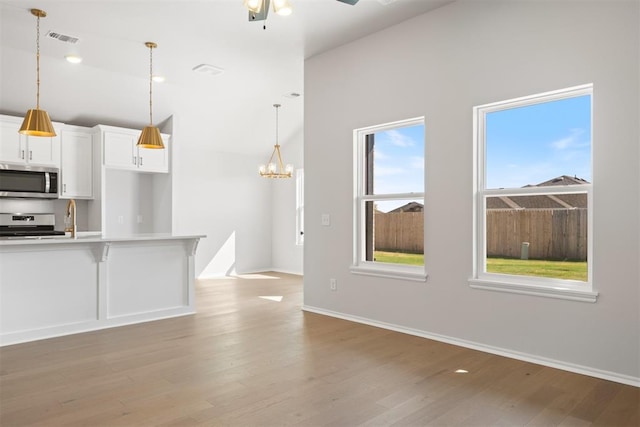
387,201,424,213
489,175,589,210
525,175,590,187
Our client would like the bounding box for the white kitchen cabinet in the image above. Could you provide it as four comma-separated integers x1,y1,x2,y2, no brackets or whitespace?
100,126,169,173
60,127,93,199
0,115,60,167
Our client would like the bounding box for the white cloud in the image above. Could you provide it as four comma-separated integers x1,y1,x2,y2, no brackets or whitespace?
374,149,388,160
550,128,588,150
385,129,415,147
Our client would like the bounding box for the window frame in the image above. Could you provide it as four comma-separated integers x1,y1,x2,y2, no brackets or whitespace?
350,117,427,282
296,168,304,246
470,84,598,302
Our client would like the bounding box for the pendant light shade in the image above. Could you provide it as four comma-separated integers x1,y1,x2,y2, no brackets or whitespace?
19,109,56,136
19,9,56,137
138,125,164,149
137,42,164,149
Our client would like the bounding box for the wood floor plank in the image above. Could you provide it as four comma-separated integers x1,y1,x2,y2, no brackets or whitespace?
0,272,637,426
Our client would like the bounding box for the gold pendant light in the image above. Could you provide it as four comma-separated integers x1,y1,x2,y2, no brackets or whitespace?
136,42,164,149
259,104,293,178
19,9,56,137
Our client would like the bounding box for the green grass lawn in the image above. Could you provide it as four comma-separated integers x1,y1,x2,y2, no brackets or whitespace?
374,251,423,266
487,257,587,282
374,252,587,281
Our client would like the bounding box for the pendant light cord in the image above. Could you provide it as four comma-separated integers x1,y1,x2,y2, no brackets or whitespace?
35,13,41,110
274,104,279,146
148,44,154,126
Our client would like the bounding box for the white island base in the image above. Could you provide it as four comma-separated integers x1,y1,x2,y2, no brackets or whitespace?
0,234,203,346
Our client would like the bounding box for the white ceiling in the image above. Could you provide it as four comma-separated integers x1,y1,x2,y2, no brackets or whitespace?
0,0,453,155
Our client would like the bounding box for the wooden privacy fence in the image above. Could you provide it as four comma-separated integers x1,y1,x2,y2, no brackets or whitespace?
374,208,587,260
486,208,587,261
374,212,424,254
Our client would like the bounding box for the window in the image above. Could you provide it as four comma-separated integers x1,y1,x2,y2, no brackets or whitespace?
471,84,597,302
351,117,426,281
296,168,304,246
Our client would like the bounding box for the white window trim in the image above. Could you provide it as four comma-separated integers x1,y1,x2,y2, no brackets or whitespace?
296,168,304,246
352,117,427,282
471,84,598,302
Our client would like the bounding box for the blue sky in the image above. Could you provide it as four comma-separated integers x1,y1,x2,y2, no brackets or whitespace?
369,95,591,212
372,123,424,213
486,95,592,189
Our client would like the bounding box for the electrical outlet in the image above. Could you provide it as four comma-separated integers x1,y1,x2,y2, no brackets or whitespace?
117,215,124,224
330,278,337,291
321,214,331,226
137,215,143,224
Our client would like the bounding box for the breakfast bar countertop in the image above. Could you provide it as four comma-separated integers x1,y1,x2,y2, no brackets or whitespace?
0,232,205,246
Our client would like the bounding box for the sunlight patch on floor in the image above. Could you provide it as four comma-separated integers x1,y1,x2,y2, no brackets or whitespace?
259,296,284,302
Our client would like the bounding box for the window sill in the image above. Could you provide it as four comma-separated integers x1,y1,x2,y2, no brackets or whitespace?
350,264,427,282
469,278,598,303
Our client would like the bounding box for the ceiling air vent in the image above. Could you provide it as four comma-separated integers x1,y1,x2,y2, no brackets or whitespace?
46,31,80,44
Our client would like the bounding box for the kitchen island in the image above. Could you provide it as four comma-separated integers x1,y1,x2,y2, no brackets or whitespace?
0,233,204,346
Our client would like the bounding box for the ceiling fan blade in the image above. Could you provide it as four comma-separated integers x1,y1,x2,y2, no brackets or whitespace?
336,0,360,5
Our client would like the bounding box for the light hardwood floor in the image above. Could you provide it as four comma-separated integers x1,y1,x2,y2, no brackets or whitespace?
1,272,638,426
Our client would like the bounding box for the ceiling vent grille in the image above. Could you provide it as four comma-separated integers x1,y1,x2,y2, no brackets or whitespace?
192,64,224,76
46,31,80,44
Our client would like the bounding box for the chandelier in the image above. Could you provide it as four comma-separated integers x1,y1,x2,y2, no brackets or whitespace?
259,104,293,179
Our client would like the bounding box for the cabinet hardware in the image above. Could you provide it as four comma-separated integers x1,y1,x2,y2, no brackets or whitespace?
133,156,137,165
63,184,67,193
21,150,25,159
140,157,143,166
29,151,32,160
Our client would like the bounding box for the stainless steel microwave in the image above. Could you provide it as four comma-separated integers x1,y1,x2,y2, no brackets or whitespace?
0,164,59,199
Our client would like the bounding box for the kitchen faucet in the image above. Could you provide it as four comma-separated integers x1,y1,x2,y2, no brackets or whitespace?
65,199,77,239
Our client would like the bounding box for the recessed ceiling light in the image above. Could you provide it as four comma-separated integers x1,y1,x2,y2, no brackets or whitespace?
152,75,165,83
65,55,82,64
192,64,224,76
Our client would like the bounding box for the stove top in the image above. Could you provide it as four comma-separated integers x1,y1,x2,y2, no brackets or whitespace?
0,213,65,237
0,229,66,237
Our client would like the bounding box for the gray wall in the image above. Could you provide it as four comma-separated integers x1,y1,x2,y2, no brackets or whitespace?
303,0,639,383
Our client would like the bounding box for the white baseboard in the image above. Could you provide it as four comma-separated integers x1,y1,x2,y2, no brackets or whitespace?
269,268,303,276
198,269,303,279
302,305,640,388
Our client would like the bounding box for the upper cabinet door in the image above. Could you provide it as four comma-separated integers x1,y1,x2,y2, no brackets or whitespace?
0,120,23,164
103,131,137,170
0,117,60,167
137,134,169,173
60,129,93,199
26,133,60,167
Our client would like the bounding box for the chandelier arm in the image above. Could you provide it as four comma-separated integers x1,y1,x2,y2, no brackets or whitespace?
276,145,286,173
268,146,278,165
